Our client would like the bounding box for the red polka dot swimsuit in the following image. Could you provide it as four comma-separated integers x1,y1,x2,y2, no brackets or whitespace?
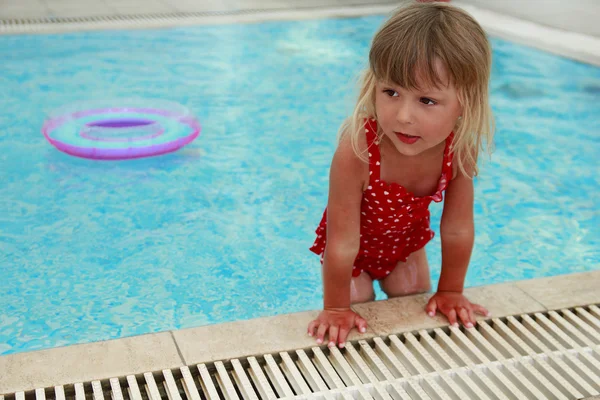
309,119,454,280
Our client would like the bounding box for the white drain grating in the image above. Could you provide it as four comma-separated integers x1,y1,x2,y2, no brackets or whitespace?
0,10,267,34
2,305,600,400
0,3,398,35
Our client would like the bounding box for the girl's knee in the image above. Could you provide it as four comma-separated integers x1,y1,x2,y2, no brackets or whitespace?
350,290,375,304
383,281,431,298
381,248,431,297
350,272,375,304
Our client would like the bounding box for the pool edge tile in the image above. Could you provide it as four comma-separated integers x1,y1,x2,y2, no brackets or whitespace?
351,281,548,337
515,270,600,310
0,331,183,394
171,309,380,365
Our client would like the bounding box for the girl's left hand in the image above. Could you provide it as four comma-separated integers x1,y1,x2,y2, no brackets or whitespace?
425,291,490,328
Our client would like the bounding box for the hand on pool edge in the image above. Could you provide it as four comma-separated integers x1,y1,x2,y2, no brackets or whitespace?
425,291,490,328
307,308,368,348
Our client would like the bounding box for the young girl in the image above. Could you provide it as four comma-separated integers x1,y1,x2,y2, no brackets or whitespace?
307,1,494,348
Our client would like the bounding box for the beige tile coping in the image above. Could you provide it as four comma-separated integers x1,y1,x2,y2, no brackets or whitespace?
515,270,600,310
0,331,183,395
1,269,599,394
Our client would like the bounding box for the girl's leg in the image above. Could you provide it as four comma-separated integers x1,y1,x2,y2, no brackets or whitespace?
379,247,432,297
350,271,375,304
321,251,374,304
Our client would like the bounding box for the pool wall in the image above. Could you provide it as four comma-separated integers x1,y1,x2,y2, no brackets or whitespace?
458,0,600,37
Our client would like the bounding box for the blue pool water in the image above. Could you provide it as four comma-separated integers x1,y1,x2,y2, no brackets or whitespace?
0,16,599,356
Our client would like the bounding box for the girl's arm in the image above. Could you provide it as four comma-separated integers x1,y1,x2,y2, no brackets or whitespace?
425,167,489,326
438,167,475,293
307,131,369,348
322,133,366,309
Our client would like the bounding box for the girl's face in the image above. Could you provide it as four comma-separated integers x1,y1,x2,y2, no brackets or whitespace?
374,60,462,157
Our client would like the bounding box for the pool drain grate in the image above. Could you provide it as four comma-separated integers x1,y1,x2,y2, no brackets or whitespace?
0,3,398,34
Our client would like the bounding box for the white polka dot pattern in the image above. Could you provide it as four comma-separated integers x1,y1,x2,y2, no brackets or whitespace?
310,119,454,280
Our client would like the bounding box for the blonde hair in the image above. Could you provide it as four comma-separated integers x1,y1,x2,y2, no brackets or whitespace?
341,0,494,177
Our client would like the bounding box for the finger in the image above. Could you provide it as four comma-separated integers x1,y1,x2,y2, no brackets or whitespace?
425,298,437,317
355,315,368,334
472,303,491,317
447,308,458,327
458,308,472,328
338,327,350,348
328,325,339,348
316,323,328,344
468,308,476,326
307,320,318,337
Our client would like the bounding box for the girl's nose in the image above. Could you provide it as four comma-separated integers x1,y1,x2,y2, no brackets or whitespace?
395,101,414,125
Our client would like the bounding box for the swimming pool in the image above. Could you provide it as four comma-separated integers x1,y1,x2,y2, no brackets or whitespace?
0,15,598,356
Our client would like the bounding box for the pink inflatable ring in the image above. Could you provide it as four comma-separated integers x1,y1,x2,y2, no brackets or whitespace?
42,99,201,160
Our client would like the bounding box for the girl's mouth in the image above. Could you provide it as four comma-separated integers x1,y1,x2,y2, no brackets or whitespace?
395,132,420,144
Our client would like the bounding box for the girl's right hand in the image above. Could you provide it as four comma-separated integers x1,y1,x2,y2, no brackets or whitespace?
307,308,368,348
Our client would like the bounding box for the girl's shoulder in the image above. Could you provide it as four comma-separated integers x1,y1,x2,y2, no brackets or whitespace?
450,147,477,181
331,121,371,190
337,117,376,159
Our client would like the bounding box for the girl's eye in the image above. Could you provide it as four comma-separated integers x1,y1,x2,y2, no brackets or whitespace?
420,97,436,105
384,89,398,97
